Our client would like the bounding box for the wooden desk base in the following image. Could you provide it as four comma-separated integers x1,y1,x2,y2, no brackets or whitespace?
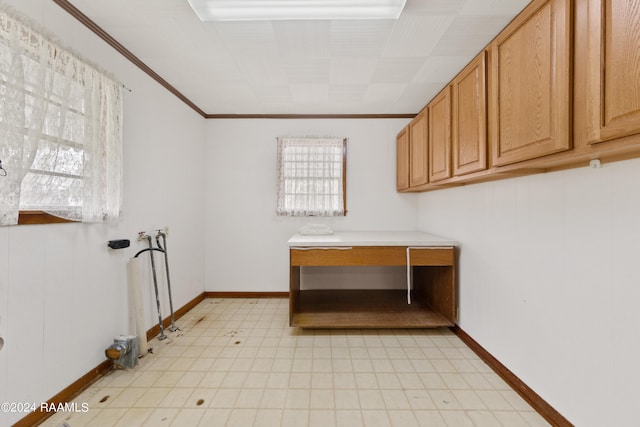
291,289,453,329
289,246,457,329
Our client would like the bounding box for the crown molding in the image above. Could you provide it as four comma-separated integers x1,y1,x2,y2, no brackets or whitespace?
205,113,417,119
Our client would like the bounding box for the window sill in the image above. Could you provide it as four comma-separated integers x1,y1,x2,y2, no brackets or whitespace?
18,211,77,225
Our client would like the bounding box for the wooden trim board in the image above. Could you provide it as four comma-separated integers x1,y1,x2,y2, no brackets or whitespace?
12,359,113,427
452,326,573,427
51,0,207,118
14,292,206,427
145,293,205,341
205,114,416,119
203,291,289,299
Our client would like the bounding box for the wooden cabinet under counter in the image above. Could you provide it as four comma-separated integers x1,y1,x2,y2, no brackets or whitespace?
288,231,457,329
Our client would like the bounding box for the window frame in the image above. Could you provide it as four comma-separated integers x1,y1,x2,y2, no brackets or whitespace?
18,211,75,225
0,8,123,226
276,137,348,217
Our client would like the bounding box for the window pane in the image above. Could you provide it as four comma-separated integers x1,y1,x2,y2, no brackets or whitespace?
276,137,345,216
30,139,84,175
19,173,82,210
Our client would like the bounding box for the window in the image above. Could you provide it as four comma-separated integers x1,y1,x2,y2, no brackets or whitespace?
0,8,122,226
276,137,347,216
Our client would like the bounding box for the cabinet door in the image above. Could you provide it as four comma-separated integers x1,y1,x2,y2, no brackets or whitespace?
428,87,452,182
396,127,409,191
409,112,428,187
452,51,487,176
490,0,571,166
583,0,640,144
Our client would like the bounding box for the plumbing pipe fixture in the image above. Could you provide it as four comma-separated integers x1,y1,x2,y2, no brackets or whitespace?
137,233,167,340
105,335,139,369
156,230,178,332
127,257,149,356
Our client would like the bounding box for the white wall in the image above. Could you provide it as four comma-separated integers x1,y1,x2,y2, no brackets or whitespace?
204,119,418,292
0,2,206,426
418,157,640,427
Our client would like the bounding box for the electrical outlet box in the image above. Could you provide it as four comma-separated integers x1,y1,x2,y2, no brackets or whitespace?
108,239,131,249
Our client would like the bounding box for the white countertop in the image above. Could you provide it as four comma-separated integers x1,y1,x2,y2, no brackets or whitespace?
288,230,457,247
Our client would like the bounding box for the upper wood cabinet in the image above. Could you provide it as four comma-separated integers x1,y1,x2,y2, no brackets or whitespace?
409,112,428,187
396,126,409,191
452,51,487,176
428,87,452,182
580,0,640,145
489,0,572,167
395,0,640,193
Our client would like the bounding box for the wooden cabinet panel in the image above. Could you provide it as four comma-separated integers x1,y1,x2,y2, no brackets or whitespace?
490,0,571,166
452,51,487,176
428,87,452,182
396,127,409,190
582,0,640,144
409,112,428,187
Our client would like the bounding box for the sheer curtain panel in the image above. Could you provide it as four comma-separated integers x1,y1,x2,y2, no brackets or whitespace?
276,137,346,217
0,6,123,225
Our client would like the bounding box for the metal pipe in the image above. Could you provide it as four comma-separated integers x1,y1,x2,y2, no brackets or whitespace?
156,230,178,331
145,234,166,340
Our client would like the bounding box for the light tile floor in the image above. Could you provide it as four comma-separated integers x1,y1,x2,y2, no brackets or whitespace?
42,298,550,427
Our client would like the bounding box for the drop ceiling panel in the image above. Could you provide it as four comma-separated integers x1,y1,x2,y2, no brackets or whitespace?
273,21,331,59
328,84,369,103
330,58,378,85
364,83,407,104
371,57,425,84
381,15,455,58
404,0,467,14
412,56,471,83
397,82,449,110
460,0,532,15
63,0,532,114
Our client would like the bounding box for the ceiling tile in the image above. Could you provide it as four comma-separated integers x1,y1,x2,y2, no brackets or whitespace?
397,82,449,109
290,84,330,104
460,0,531,15
250,85,292,104
404,0,467,14
329,58,377,85
381,15,455,58
412,56,471,83
363,83,407,104
329,21,396,58
234,56,288,85
329,84,368,103
62,0,532,114
283,60,331,84
273,21,331,59
371,57,425,84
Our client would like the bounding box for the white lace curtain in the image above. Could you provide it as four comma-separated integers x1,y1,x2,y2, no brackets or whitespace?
276,137,346,217
0,6,122,225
